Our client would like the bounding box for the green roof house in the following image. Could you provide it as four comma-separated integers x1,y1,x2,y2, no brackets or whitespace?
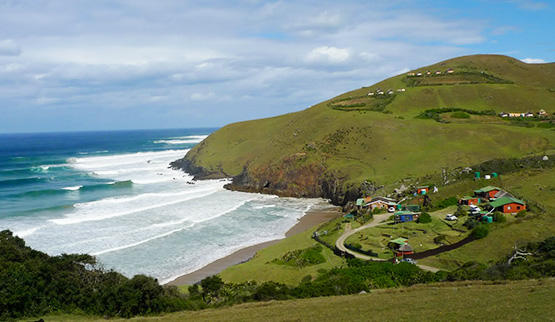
474,186,502,199
489,196,526,214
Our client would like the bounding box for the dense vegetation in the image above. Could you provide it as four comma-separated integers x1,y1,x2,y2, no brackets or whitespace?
2,228,553,320
0,230,190,320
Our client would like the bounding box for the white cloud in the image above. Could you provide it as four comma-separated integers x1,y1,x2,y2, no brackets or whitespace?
306,46,350,64
521,58,546,63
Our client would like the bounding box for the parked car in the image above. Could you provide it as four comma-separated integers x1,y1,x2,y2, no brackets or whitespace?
400,258,417,264
388,207,396,213
445,214,458,221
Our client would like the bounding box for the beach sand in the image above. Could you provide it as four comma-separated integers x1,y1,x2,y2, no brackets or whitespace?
166,203,341,286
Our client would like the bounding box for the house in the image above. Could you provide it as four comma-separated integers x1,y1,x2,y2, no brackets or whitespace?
396,243,414,257
397,88,406,92
389,238,414,257
426,70,431,75
368,92,375,96
377,90,384,95
488,196,526,214
416,186,429,195
508,112,521,117
459,196,481,206
395,211,419,223
435,71,442,75
538,109,547,116
407,72,416,76
446,68,454,74
474,186,502,199
525,112,534,117
499,112,509,117
416,72,422,76
366,197,397,211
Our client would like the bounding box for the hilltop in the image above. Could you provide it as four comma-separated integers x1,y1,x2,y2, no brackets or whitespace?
171,54,554,204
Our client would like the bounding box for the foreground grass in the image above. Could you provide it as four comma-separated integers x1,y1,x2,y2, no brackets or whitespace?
38,279,555,321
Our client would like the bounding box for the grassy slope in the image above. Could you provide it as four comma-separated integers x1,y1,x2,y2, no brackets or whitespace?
182,55,554,196
418,167,555,270
219,222,345,285
41,279,555,321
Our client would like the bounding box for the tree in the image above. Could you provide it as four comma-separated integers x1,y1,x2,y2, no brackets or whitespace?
418,212,432,223
472,224,489,239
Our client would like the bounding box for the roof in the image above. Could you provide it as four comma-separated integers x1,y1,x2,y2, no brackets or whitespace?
356,198,364,206
417,186,429,189
461,196,478,200
475,186,501,193
398,244,414,252
395,211,416,216
489,196,526,208
494,190,514,199
390,237,408,245
368,196,397,204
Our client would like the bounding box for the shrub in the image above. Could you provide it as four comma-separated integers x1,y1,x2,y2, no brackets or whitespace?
464,218,478,230
437,197,458,209
418,212,432,223
271,244,325,267
472,224,490,239
492,211,506,223
516,210,527,218
451,111,470,119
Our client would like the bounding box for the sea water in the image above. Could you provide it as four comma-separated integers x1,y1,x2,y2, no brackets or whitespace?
0,129,321,283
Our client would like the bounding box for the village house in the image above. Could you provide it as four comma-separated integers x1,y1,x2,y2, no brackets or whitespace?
474,186,502,199
459,196,481,206
508,112,521,117
538,109,547,116
416,72,422,76
416,186,429,195
435,71,442,75
387,89,394,95
488,196,526,214
446,68,454,74
426,70,431,75
499,112,509,117
366,197,397,212
397,88,406,92
368,92,375,96
525,112,535,117
394,211,419,223
407,72,416,76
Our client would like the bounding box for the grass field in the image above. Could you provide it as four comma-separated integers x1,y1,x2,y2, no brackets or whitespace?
37,279,555,321
218,223,346,285
344,206,470,259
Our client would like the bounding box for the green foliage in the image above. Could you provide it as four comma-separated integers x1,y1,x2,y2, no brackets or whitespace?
516,210,527,218
418,212,432,223
464,218,478,229
437,197,458,209
0,230,190,320
451,111,470,119
271,244,325,268
472,224,490,239
492,211,506,223
417,107,496,123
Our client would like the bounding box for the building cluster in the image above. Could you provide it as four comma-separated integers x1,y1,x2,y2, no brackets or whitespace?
368,88,405,96
499,109,547,118
459,185,527,217
406,68,454,77
354,196,423,224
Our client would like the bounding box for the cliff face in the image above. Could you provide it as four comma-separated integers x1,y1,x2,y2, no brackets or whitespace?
171,55,555,205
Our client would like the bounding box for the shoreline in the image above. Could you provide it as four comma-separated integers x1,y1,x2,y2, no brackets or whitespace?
166,203,341,286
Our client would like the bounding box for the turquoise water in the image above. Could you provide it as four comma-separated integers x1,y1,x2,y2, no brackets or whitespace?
0,129,319,283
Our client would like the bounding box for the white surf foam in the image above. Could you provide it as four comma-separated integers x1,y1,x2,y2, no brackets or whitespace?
62,185,82,191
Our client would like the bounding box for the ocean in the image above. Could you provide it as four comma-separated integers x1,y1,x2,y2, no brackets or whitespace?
0,129,320,283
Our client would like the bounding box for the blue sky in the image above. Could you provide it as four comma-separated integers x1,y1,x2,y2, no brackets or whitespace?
0,0,553,133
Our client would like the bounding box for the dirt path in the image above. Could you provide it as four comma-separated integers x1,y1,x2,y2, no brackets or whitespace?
334,213,440,272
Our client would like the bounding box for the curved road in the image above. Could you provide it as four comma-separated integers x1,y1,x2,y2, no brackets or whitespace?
335,213,439,272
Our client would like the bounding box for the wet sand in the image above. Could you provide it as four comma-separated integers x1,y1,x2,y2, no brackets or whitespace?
166,203,341,286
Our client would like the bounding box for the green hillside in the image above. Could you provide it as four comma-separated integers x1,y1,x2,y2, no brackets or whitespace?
172,55,554,203
41,279,555,321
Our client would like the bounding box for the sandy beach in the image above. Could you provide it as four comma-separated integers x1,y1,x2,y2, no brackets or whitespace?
167,203,341,286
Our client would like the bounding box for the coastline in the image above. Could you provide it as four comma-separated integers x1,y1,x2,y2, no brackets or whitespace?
166,203,341,286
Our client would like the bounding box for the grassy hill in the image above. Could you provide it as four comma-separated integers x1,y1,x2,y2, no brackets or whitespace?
172,54,554,204
39,279,555,321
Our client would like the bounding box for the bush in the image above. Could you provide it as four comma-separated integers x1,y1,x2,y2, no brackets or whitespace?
516,210,527,218
472,224,490,239
271,244,325,267
418,212,432,223
464,218,478,230
437,197,458,209
492,211,506,223
451,111,470,119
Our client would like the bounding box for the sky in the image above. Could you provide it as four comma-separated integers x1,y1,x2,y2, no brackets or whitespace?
0,0,553,133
